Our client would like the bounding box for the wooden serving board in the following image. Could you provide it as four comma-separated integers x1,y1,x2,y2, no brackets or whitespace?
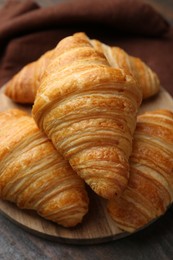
0,86,173,244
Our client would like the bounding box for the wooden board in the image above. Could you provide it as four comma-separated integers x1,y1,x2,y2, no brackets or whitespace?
0,86,173,244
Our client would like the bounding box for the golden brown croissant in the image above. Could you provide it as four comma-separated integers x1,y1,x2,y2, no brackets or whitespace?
5,50,53,103
5,35,159,104
107,110,173,232
0,109,89,227
91,39,160,99
32,32,142,199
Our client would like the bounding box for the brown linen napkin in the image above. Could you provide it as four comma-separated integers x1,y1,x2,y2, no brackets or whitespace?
0,0,172,95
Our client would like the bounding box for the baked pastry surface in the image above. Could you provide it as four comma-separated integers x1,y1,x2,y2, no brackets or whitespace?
0,109,89,227
32,32,142,199
4,34,159,103
107,110,173,232
91,39,160,99
5,50,53,103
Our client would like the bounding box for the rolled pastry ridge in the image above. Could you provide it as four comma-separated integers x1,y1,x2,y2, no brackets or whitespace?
0,109,89,227
107,110,173,232
5,50,53,103
91,39,160,99
32,32,142,199
5,35,159,104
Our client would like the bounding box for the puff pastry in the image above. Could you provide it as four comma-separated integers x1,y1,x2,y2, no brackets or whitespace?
5,50,53,103
32,32,142,199
5,35,159,103
0,109,89,227
91,39,160,99
107,110,173,232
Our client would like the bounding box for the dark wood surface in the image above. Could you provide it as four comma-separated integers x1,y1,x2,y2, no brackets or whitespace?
1,0,173,259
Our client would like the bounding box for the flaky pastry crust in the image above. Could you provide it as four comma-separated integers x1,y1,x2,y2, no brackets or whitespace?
32,32,142,199
0,109,89,227
91,39,160,99
5,50,53,103
5,34,159,104
107,110,173,232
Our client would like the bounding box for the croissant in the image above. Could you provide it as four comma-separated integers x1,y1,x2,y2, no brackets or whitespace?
32,32,142,199
5,50,53,103
5,35,159,104
0,109,89,227
107,110,173,232
91,39,160,99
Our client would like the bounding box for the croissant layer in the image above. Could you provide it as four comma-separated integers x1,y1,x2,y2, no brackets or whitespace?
91,39,160,99
107,110,173,232
5,34,159,104
5,50,53,103
0,109,89,227
32,32,142,199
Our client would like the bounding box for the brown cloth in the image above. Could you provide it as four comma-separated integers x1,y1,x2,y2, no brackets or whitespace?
0,0,173,95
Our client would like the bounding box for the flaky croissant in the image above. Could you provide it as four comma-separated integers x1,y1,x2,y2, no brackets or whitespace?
91,39,160,99
5,35,159,104
0,109,89,227
5,50,53,103
32,32,142,199
107,110,173,232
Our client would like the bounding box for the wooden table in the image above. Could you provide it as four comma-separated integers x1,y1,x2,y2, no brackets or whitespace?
1,1,173,259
